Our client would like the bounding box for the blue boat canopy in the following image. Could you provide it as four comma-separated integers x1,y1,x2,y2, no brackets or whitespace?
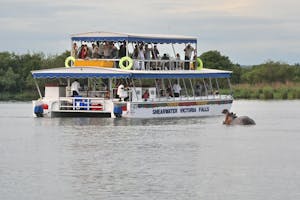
71,32,197,44
31,67,232,79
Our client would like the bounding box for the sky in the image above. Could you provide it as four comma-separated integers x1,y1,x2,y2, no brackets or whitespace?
1,0,299,65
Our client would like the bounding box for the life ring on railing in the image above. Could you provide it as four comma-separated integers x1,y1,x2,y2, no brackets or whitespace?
65,56,75,68
196,57,203,70
119,56,133,70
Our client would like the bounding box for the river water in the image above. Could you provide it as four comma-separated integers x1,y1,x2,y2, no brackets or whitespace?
0,100,300,200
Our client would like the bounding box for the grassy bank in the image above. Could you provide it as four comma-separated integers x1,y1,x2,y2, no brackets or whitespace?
232,82,300,100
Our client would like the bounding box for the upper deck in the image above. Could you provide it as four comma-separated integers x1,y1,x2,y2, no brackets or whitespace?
69,31,201,70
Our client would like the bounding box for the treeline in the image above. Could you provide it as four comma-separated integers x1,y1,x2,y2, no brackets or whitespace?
0,51,70,100
200,51,300,99
0,50,299,100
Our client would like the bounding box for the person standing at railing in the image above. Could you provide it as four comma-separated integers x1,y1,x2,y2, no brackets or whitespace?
97,41,104,58
137,44,145,70
103,41,111,58
71,43,78,58
118,43,126,58
184,44,195,70
151,45,160,59
161,53,170,70
144,44,151,69
71,79,81,97
173,80,181,97
175,53,182,69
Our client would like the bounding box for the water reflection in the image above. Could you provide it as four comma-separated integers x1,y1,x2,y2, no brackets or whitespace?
32,116,221,128
2,101,300,200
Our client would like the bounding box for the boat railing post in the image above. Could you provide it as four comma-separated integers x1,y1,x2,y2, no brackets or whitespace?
202,79,208,99
227,77,233,96
182,78,188,99
189,79,195,100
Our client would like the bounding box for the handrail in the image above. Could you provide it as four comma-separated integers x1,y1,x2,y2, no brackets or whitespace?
58,97,105,111
74,58,197,71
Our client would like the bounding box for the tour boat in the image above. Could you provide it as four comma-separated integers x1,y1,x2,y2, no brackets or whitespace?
31,32,233,118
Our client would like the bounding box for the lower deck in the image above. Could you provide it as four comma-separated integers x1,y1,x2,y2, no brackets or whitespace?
34,95,233,118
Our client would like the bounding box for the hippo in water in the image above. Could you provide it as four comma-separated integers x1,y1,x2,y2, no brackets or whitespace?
222,109,256,125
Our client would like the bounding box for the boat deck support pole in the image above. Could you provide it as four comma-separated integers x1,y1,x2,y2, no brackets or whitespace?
34,79,42,98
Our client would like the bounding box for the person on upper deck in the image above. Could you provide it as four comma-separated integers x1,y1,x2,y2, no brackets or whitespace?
175,53,182,69
161,53,170,69
151,45,160,59
110,42,118,58
92,43,100,58
137,44,145,70
97,41,104,58
79,45,88,59
71,43,78,58
103,41,111,58
118,42,126,58
184,44,195,70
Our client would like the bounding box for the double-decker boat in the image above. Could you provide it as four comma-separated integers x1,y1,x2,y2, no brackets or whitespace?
31,31,233,118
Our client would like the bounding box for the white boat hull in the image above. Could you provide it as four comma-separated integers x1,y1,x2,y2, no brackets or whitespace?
122,99,232,118
33,96,233,119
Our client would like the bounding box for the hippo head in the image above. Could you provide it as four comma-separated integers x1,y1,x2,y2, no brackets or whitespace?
222,109,229,114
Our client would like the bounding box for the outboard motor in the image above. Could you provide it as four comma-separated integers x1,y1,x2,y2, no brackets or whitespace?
34,100,44,117
113,105,123,118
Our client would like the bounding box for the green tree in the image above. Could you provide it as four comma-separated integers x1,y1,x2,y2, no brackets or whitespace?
0,67,19,92
200,50,242,84
241,61,295,84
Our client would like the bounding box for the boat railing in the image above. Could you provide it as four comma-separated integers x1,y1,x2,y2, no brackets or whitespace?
74,58,197,70
56,97,106,111
136,94,232,103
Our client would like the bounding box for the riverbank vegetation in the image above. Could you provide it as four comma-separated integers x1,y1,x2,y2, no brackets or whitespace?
0,50,299,101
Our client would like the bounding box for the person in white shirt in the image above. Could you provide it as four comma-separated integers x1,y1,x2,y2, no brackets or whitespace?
71,79,80,96
173,81,181,97
117,83,128,101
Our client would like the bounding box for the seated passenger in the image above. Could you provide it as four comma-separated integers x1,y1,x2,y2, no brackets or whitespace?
142,89,150,101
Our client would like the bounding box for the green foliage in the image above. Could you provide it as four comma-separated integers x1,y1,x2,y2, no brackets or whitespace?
0,49,299,100
199,50,242,84
232,83,300,100
241,61,296,84
0,51,70,100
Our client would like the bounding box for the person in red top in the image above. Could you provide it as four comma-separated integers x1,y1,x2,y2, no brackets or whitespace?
142,89,150,101
80,45,88,59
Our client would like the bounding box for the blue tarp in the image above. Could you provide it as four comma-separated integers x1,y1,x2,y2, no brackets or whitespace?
32,68,231,79
71,32,197,44
32,72,131,79
71,36,197,44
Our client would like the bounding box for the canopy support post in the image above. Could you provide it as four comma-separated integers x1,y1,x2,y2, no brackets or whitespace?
34,79,42,99
202,79,208,97
109,78,113,99
189,79,195,99
182,78,188,98
227,78,233,95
